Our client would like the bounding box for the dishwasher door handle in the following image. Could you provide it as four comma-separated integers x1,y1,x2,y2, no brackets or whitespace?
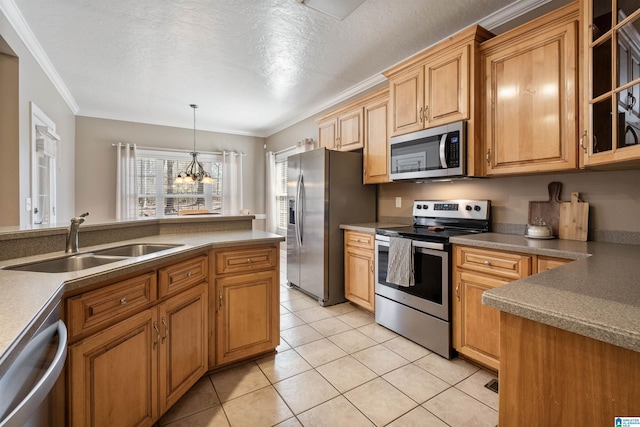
0,320,67,427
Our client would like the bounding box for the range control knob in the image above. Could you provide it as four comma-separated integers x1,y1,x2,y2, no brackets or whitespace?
422,204,429,210
465,205,472,211
474,205,481,211
416,205,422,209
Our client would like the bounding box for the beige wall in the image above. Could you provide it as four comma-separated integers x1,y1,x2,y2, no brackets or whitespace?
0,14,76,227
379,169,640,235
75,116,266,222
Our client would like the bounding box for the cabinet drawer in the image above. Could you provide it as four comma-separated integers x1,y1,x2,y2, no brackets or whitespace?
66,272,157,340
455,246,531,280
345,230,374,250
159,255,208,297
215,245,278,275
537,256,571,272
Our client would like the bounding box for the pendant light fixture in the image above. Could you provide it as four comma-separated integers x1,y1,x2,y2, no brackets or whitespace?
175,104,214,185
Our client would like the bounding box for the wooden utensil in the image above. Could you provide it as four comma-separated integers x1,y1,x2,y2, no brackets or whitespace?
528,182,562,236
559,192,589,241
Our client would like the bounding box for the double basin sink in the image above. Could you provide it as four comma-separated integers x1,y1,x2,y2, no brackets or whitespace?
4,243,183,273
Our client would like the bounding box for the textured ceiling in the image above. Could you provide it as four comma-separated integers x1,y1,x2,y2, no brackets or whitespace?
12,0,529,137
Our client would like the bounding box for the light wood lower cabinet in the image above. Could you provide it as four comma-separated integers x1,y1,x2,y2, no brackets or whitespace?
210,244,280,367
69,308,158,427
344,230,375,312
67,255,209,426
453,245,570,371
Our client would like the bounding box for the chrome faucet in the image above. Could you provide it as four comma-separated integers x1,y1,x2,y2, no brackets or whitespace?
65,212,89,253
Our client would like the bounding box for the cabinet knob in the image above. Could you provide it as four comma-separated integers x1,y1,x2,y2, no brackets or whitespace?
188,271,193,278
579,130,588,154
484,260,491,266
456,282,460,301
247,258,252,264
120,297,128,305
486,149,491,165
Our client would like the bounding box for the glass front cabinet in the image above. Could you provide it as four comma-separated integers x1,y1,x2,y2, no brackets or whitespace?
582,0,640,167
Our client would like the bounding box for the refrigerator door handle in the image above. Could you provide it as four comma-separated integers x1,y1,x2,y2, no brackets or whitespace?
299,175,304,246
296,174,303,247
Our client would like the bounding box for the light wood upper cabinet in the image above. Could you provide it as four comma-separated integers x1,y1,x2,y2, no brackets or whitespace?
481,2,579,175
316,87,391,183
317,107,364,151
581,0,640,168
318,118,338,150
344,230,375,312
384,25,493,176
364,88,390,184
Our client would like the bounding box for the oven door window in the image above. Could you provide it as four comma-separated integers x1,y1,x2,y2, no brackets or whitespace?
375,241,450,323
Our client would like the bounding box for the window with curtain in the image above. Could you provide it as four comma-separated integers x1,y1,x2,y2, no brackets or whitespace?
275,158,288,234
136,149,222,217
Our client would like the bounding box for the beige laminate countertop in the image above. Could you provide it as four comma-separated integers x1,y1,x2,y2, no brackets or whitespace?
450,233,640,352
0,230,284,375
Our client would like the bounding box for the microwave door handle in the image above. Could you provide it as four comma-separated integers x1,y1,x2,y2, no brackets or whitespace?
439,133,448,168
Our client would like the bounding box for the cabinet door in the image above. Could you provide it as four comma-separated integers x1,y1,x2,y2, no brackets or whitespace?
158,283,208,414
215,270,279,365
483,18,578,175
337,108,364,151
364,96,390,184
425,45,470,127
454,270,507,371
582,2,640,167
318,118,337,150
390,66,425,136
69,309,158,427
344,246,374,312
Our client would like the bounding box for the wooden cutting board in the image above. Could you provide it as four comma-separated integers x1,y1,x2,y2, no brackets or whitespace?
528,182,562,236
559,192,589,241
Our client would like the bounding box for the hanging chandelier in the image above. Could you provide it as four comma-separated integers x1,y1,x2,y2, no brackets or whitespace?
175,104,214,185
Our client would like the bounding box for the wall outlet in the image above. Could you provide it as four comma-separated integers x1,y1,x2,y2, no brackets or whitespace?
395,197,402,208
25,198,31,212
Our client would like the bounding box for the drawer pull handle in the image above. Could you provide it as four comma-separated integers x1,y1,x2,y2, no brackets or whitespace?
456,282,460,301
219,291,223,309
161,317,168,344
120,297,128,305
484,260,491,266
153,321,160,350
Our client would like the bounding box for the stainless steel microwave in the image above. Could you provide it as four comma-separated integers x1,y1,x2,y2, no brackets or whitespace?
389,121,465,180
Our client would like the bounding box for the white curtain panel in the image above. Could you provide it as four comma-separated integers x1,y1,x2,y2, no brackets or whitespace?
222,151,243,214
115,142,137,219
265,151,277,233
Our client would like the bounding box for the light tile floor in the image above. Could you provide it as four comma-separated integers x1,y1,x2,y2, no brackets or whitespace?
159,255,499,426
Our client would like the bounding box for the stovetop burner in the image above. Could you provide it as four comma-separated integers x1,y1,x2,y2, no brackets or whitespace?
376,199,491,243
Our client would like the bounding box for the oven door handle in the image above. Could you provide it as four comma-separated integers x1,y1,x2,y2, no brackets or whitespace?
439,133,448,168
375,235,444,251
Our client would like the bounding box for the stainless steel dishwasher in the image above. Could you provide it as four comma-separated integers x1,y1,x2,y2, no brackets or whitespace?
0,303,67,427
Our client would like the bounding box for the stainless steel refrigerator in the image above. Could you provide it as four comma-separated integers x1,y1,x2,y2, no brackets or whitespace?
287,148,376,306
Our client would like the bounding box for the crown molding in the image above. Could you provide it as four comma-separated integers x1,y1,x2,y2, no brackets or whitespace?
478,0,552,30
0,0,79,114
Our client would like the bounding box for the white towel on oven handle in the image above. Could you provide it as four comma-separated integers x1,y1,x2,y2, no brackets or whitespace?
386,237,414,287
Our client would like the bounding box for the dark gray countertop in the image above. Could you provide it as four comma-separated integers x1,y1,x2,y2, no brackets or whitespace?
450,233,640,352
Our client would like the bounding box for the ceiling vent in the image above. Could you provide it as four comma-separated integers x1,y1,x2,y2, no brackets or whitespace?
295,0,367,20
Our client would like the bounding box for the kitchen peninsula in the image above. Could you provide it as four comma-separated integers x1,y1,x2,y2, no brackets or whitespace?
0,214,284,425
450,233,640,425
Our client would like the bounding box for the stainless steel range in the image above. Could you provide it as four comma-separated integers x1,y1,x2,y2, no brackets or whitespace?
375,199,491,358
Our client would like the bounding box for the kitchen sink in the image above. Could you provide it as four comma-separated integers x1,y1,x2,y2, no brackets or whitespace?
3,243,184,273
4,254,128,273
91,243,183,257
